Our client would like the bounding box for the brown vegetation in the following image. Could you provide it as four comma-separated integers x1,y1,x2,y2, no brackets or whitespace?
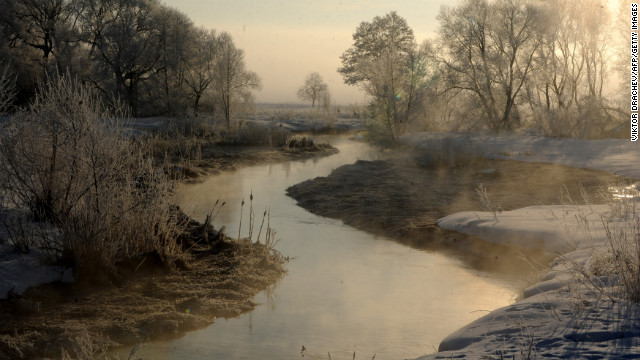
0,212,287,359
0,74,291,358
287,145,628,268
147,121,338,181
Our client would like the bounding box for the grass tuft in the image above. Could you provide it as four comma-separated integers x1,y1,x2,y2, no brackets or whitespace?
0,74,186,279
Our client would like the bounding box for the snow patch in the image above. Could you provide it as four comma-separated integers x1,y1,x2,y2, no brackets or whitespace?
0,243,73,299
404,132,640,359
401,132,640,179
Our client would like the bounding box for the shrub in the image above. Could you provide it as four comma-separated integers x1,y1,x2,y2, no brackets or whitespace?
217,122,291,147
533,96,622,139
0,62,16,115
564,187,640,304
0,74,184,276
598,211,640,302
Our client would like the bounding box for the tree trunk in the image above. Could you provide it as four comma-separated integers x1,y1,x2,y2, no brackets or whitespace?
193,93,201,116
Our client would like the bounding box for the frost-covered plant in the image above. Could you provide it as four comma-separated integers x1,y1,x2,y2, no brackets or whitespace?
0,74,184,275
563,186,640,303
600,213,640,302
0,62,16,115
476,184,502,222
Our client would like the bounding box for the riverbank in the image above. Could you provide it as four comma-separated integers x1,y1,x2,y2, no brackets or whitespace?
145,127,339,181
0,113,343,358
401,132,640,359
420,202,640,359
130,112,355,181
286,145,626,272
287,131,640,358
0,209,287,359
160,141,338,181
134,134,521,359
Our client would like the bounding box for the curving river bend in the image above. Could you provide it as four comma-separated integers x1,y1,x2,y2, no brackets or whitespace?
121,135,523,359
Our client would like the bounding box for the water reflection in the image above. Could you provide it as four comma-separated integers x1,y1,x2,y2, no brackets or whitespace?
608,182,640,200
124,136,520,359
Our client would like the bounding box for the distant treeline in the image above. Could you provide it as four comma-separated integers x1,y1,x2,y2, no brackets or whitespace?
0,0,261,121
338,0,631,138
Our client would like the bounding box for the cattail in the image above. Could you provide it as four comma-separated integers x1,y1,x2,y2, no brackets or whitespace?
238,198,244,241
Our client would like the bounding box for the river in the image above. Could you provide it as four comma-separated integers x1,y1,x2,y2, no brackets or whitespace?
123,135,522,359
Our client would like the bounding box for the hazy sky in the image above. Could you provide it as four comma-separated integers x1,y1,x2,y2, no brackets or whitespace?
162,0,461,105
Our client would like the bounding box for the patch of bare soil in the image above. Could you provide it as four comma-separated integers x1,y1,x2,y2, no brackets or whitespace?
0,217,287,359
286,148,628,272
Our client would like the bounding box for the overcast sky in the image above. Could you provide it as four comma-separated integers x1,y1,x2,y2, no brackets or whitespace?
162,0,461,105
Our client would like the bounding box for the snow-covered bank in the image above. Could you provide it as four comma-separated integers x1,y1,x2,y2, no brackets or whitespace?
0,211,73,299
405,132,640,359
401,131,640,179
437,204,611,254
0,243,73,299
417,203,640,359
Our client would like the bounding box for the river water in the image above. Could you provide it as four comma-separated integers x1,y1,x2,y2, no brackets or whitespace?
127,136,522,359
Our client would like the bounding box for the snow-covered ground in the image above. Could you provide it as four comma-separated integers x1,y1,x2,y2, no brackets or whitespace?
245,110,362,132
0,211,72,300
403,132,640,359
402,131,640,179
126,110,363,135
0,243,72,299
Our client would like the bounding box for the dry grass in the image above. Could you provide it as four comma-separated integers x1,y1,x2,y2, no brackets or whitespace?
476,184,502,223
0,201,287,359
0,74,291,359
0,62,16,115
0,74,186,278
531,97,624,139
557,182,640,304
220,122,291,147
413,137,488,170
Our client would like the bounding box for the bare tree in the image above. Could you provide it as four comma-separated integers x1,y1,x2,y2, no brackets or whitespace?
80,0,162,116
153,5,194,114
212,32,261,127
438,0,541,131
0,0,89,89
183,27,218,116
615,0,633,108
0,0,262,119
0,0,78,63
528,0,578,110
524,0,615,137
0,62,16,114
297,72,327,107
578,0,610,99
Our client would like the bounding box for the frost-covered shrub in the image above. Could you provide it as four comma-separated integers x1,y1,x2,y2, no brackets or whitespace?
533,96,619,139
597,212,640,302
0,62,16,115
0,75,184,275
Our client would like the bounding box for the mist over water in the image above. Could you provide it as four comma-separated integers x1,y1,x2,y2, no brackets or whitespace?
118,136,522,359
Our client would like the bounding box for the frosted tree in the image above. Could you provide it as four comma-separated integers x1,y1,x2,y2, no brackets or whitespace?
80,0,162,116
212,32,261,127
183,28,219,116
154,5,194,114
339,11,436,140
438,0,541,131
297,72,328,107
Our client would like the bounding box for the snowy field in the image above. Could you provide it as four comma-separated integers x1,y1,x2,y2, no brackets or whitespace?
125,107,363,135
402,131,640,179
404,132,640,359
0,209,73,299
